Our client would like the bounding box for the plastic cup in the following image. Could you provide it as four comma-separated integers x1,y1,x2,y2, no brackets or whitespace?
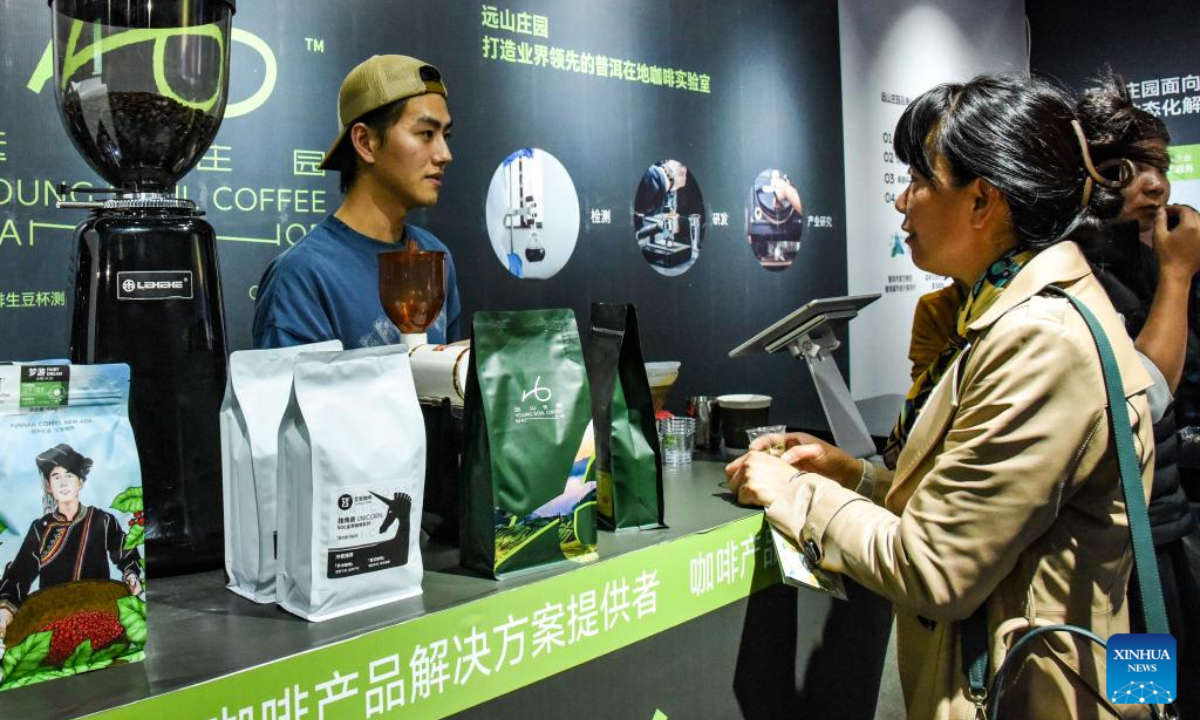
657,416,695,468
746,425,788,457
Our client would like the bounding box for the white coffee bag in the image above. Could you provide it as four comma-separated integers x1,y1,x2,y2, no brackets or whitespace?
220,341,341,603
276,345,426,622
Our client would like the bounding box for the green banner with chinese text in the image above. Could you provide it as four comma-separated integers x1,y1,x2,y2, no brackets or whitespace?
84,514,780,720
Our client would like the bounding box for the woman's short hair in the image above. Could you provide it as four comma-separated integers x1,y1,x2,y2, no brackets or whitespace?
36,443,93,481
894,73,1116,251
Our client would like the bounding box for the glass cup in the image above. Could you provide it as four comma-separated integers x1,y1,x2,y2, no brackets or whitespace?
746,425,788,457
657,416,696,468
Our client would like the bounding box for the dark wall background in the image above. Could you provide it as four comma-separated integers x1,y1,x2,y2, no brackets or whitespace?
1028,0,1200,143
0,0,847,430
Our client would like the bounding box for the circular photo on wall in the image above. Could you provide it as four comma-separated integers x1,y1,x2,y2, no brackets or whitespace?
746,168,804,272
633,159,706,277
485,148,580,280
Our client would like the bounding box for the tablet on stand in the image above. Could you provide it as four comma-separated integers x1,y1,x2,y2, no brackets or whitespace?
729,293,881,460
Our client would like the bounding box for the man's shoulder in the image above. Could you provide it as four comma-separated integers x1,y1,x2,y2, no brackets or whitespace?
263,220,346,277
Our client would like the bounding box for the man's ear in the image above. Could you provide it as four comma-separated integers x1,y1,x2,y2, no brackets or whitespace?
348,123,377,166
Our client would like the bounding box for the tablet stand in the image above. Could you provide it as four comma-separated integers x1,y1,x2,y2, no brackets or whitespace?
730,295,881,459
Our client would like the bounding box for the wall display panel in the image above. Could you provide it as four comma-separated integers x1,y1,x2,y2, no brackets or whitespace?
0,0,846,430
1028,0,1200,212
838,0,1027,406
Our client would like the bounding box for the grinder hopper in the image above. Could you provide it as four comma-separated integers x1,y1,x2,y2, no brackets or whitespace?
380,241,447,349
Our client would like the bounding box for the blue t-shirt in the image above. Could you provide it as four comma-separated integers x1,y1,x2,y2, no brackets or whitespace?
252,215,462,349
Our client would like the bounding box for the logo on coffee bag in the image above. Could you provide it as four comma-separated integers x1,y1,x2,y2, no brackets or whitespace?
327,487,413,579
515,376,565,424
522,376,553,403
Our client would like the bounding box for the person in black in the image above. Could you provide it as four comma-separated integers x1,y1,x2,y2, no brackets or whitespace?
1078,71,1200,719
0,444,142,643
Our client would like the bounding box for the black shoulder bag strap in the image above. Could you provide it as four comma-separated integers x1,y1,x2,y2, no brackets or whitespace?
960,285,1173,720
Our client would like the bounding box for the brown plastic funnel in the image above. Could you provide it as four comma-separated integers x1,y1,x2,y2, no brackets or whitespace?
379,241,446,333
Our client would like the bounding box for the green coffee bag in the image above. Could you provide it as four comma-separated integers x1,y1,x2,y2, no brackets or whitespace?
460,310,598,578
585,304,665,530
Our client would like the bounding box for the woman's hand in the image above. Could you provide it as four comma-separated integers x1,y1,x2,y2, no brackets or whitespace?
126,575,143,598
725,451,801,507
0,607,13,642
745,432,863,488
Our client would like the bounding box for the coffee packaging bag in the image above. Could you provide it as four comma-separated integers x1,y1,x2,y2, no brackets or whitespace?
276,346,425,622
460,310,598,577
585,304,665,530
419,397,463,544
0,363,146,690
220,340,342,603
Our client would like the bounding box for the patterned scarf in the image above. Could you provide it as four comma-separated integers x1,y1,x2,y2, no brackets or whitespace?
883,248,1035,468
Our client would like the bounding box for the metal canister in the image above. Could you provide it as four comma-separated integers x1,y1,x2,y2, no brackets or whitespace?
686,396,714,449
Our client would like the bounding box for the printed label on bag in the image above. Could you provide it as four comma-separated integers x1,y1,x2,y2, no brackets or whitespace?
20,365,70,408
326,483,412,579
1106,633,1176,706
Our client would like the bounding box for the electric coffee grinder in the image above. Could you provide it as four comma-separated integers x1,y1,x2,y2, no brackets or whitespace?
51,0,235,574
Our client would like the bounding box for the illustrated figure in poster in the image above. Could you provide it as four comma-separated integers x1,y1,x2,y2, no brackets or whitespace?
0,444,143,642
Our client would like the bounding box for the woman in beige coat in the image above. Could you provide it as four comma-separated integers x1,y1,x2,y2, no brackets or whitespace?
727,74,1178,719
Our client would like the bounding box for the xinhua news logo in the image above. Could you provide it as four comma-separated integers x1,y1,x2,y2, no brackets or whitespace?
1107,633,1176,706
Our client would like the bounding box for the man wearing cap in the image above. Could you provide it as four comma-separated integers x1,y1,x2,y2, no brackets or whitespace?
252,55,462,349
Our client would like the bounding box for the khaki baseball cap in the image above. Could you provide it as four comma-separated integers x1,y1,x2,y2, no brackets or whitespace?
319,54,448,170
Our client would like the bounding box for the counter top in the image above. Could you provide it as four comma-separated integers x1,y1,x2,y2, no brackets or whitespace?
0,461,774,720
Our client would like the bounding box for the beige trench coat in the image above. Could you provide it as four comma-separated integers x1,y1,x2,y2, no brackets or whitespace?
768,242,1156,720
